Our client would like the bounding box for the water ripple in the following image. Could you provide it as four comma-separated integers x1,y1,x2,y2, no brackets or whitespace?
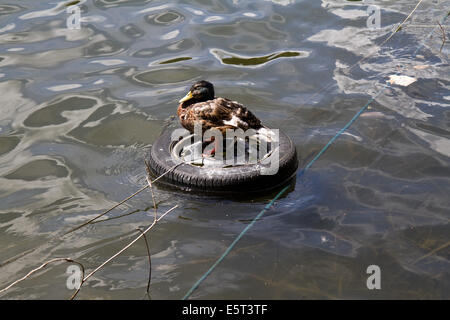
210,48,308,68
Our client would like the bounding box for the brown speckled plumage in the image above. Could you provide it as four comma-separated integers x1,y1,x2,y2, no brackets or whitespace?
177,81,262,135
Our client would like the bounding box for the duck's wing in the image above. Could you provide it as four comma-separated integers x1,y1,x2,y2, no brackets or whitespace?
188,98,262,130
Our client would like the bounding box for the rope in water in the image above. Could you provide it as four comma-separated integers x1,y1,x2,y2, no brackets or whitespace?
181,84,388,300
182,10,449,301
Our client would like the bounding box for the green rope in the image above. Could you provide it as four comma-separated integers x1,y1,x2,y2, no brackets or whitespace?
182,11,449,301
182,84,389,301
181,184,290,300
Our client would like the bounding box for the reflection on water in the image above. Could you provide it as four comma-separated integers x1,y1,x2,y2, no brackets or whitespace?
210,48,307,67
0,0,449,299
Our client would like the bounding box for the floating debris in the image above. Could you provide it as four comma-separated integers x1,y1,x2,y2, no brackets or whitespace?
388,75,417,87
413,64,430,70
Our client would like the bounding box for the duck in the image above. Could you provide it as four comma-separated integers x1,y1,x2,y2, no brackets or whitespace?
177,80,265,133
177,80,267,156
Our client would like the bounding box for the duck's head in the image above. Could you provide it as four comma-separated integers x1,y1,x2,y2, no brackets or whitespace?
179,80,215,107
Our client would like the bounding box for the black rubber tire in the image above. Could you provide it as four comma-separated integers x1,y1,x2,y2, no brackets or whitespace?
147,128,298,194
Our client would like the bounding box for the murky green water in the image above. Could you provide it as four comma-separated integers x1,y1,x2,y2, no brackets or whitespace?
0,0,449,299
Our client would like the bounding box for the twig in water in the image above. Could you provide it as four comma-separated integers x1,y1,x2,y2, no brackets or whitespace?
0,258,85,296
136,228,152,294
437,20,446,52
1,162,179,268
64,163,180,235
0,249,36,268
1,157,180,298
70,204,178,300
413,241,450,265
2,205,176,299
63,185,150,235
145,160,158,220
137,159,160,295
88,207,147,224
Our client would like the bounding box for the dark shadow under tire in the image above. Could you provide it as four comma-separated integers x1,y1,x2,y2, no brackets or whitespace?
147,128,298,195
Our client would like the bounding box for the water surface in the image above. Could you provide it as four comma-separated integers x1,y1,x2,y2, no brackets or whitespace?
0,0,449,299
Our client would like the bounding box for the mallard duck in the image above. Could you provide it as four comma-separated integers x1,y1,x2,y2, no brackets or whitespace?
177,80,264,134
177,80,267,155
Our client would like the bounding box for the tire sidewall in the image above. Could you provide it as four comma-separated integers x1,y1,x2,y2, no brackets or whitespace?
148,128,298,193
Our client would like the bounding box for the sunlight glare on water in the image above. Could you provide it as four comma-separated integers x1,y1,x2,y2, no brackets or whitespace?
0,0,449,299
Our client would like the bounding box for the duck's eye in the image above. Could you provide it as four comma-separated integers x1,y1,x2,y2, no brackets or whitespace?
196,87,208,95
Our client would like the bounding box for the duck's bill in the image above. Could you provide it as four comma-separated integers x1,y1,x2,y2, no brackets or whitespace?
179,91,193,103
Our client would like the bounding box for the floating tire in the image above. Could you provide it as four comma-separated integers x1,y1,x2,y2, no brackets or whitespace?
147,128,298,194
